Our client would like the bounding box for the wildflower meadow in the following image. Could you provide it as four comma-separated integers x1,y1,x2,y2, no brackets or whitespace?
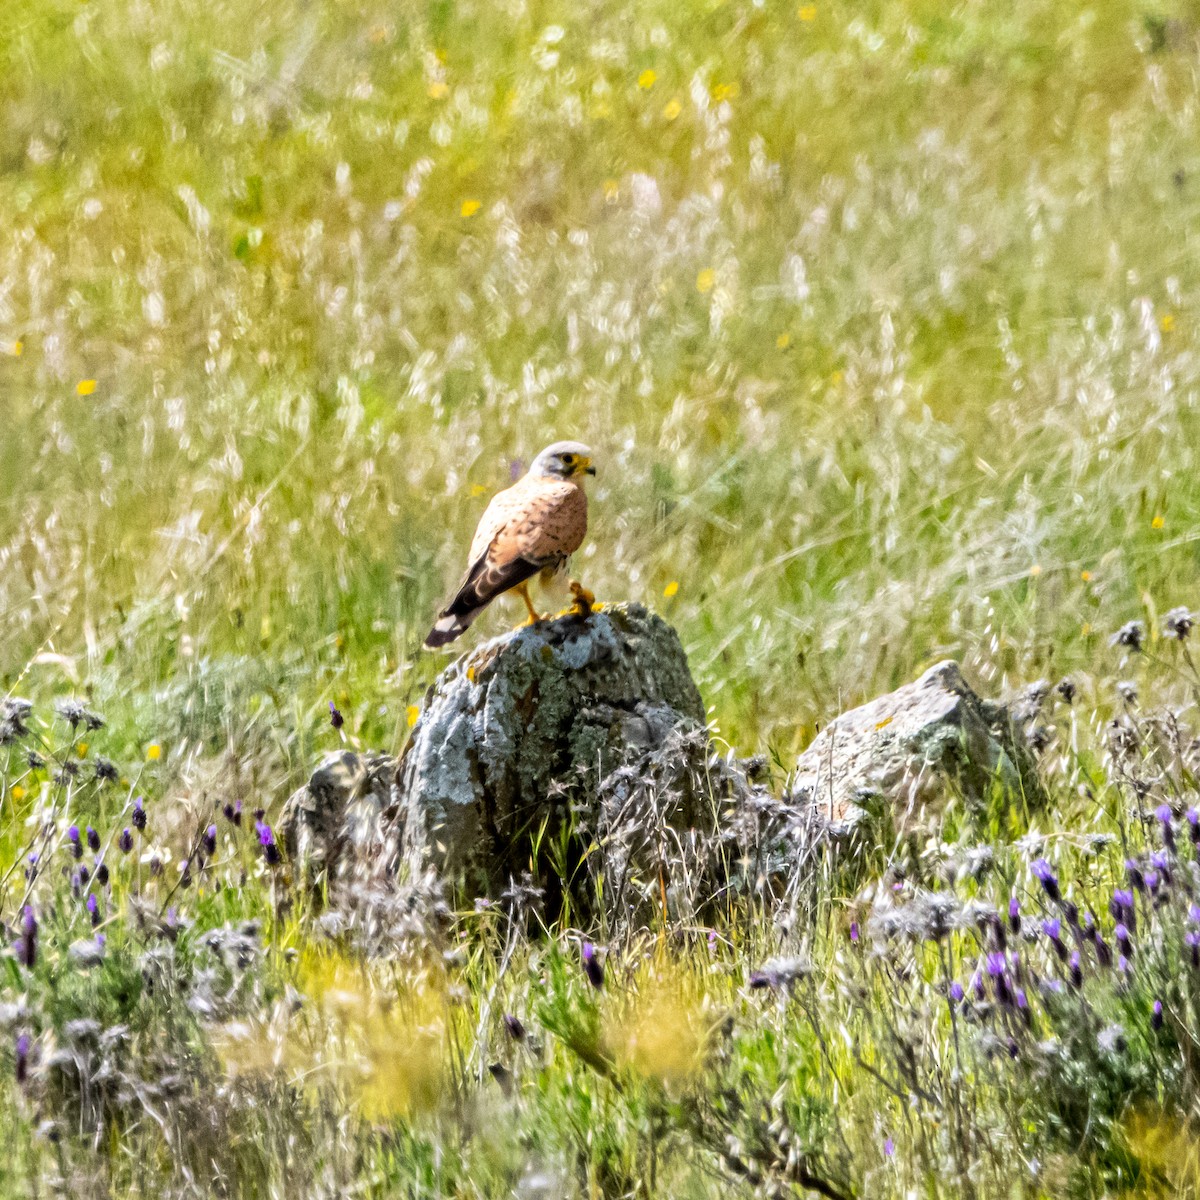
5,0,1200,1196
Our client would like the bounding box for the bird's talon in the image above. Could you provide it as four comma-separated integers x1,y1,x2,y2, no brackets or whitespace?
568,580,596,617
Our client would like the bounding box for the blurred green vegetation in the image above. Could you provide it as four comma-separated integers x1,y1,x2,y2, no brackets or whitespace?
3,0,1200,758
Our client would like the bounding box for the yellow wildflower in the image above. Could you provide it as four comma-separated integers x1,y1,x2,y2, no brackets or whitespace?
711,82,739,103
427,80,449,99
776,333,791,350
460,199,481,218
11,785,25,802
146,743,162,761
798,4,817,19
1152,513,1165,530
663,581,679,598
406,705,421,727
696,268,715,294
4,340,21,357
1160,313,1175,333
76,379,96,396
638,69,657,90
663,98,682,121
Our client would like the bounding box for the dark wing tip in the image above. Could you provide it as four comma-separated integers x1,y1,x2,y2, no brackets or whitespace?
423,616,464,649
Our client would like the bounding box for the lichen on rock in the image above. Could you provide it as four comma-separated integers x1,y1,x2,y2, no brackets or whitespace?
788,660,1042,832
396,602,706,891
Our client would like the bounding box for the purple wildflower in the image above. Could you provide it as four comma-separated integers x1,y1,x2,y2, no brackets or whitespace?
132,796,146,831
1069,951,1083,989
117,827,133,853
1094,933,1113,968
884,1137,894,1158
1043,918,1069,962
987,953,1012,1005
87,894,100,928
503,1014,526,1041
329,701,344,729
68,825,82,859
1185,930,1200,970
1151,1000,1164,1031
581,941,604,990
202,824,217,857
1115,923,1133,958
94,859,109,886
1031,858,1060,902
1187,808,1200,845
1156,804,1176,851
15,1033,30,1084
86,825,100,852
1111,889,1135,930
223,800,242,826
1126,860,1145,892
971,970,985,1000
1008,897,1021,934
16,907,37,968
257,821,281,866
849,921,860,944
1015,988,1030,1023
949,981,964,1005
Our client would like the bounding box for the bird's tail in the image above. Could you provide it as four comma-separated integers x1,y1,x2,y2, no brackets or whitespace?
423,606,484,649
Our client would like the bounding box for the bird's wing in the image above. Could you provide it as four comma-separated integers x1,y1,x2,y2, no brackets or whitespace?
442,479,587,617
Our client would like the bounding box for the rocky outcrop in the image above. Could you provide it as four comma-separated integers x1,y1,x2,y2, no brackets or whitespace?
279,644,1039,913
278,750,399,887
395,602,707,893
788,660,1041,830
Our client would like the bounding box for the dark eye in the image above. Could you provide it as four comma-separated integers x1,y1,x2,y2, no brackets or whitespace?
562,454,575,465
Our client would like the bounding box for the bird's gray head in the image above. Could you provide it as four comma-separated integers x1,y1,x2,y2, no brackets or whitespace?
527,441,596,480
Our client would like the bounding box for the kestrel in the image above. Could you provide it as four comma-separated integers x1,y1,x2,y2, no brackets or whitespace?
424,441,596,648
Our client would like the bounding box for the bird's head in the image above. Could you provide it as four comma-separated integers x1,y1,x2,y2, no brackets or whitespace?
528,441,596,480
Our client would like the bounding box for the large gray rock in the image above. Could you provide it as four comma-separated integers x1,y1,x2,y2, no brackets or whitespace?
396,602,706,890
788,661,1040,830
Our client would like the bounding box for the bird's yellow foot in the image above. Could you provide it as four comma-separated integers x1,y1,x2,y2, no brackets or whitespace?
512,582,546,627
568,580,596,617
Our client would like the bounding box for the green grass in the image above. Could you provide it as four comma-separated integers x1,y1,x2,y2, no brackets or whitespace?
5,0,1200,1196
4,0,1200,759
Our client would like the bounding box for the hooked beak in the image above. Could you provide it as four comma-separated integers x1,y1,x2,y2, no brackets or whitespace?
579,457,596,477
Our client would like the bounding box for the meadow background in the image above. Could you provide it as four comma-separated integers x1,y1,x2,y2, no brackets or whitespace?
4,0,1200,1196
